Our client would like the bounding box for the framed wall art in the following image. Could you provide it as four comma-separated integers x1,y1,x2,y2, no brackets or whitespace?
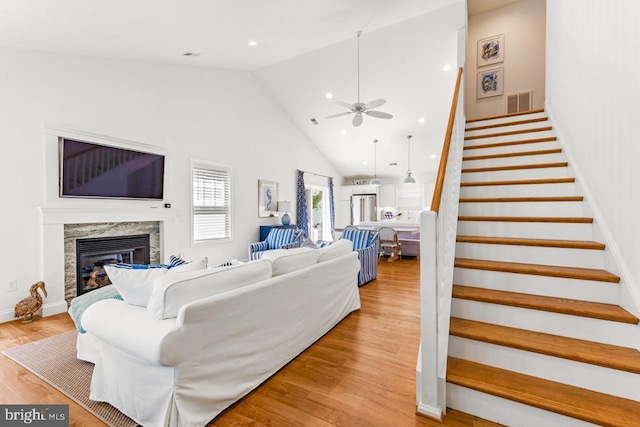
477,67,504,99
258,179,279,217
477,34,504,67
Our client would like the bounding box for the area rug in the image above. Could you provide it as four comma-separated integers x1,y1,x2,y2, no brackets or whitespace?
2,330,138,427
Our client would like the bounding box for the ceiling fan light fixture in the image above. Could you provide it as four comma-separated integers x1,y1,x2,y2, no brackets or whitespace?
325,31,393,127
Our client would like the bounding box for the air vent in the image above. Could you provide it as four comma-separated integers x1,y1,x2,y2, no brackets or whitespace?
310,118,319,125
506,91,533,114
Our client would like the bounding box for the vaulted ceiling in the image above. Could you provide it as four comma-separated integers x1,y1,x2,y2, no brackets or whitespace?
0,0,468,183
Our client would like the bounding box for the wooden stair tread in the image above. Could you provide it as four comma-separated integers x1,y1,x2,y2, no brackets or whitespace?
462,162,568,173
461,177,575,187
463,136,557,151
447,357,640,426
459,196,583,203
458,215,593,223
450,317,640,371
465,127,552,141
465,117,549,131
463,148,561,161
452,286,637,324
456,235,604,250
454,258,620,283
466,109,545,123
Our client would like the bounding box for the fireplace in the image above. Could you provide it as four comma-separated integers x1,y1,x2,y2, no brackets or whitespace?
76,234,150,296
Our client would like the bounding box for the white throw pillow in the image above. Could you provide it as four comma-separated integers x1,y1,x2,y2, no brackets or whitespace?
317,239,353,262
260,247,319,276
147,259,273,319
168,257,208,274
104,265,168,307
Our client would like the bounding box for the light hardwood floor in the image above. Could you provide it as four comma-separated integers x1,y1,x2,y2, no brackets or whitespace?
0,259,498,426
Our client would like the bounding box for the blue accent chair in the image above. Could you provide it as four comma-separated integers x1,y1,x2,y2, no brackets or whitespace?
340,228,380,286
248,227,303,260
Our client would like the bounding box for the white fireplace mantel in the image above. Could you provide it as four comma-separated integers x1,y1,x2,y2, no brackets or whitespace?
39,206,178,318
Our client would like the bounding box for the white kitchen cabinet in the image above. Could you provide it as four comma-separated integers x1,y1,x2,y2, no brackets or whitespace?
378,185,395,208
351,185,378,195
395,184,424,210
339,186,352,201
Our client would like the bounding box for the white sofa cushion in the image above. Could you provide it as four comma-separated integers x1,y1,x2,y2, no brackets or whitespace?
147,259,272,320
260,247,319,276
104,265,168,307
317,239,353,262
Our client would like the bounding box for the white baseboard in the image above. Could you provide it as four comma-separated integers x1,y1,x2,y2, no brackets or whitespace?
0,300,68,324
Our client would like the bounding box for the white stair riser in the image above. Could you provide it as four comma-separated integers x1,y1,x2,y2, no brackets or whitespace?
453,268,617,304
465,121,551,138
462,152,566,169
465,112,548,129
461,166,571,182
458,201,585,217
464,130,556,147
463,140,559,157
460,182,579,198
457,220,594,241
451,298,637,348
449,337,640,401
446,384,596,427
455,242,604,269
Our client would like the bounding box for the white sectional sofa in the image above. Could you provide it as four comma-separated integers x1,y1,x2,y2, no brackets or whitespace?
79,240,360,427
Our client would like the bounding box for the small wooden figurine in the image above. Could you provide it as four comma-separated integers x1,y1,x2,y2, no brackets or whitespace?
14,281,47,323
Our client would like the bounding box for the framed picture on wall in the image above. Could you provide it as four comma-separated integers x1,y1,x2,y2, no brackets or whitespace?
258,179,279,217
477,34,504,67
477,67,504,99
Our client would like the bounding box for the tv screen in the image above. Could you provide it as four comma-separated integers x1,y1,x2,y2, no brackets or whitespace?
60,138,165,200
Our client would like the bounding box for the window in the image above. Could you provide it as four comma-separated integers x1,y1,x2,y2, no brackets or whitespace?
191,160,231,243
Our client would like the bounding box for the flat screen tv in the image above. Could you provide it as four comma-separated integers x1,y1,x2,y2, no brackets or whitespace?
60,138,165,200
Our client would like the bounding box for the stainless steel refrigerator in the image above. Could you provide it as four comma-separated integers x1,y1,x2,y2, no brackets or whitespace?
350,194,377,225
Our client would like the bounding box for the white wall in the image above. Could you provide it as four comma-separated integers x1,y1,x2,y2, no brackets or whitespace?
466,0,546,119
0,48,341,319
546,1,640,302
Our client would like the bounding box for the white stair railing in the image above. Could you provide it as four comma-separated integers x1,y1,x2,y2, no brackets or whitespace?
417,67,465,419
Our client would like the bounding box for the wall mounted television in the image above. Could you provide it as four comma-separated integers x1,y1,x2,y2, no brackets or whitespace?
59,138,165,200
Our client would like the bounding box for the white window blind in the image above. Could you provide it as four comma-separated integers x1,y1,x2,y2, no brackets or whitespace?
192,162,231,242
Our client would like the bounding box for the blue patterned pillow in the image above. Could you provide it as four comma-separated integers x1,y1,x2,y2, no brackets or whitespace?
112,263,169,269
169,255,188,267
300,237,318,249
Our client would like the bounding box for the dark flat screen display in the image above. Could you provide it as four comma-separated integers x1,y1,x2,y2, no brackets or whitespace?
60,138,165,200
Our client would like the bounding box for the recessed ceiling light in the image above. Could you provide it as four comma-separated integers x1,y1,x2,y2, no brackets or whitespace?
341,129,347,135
325,92,333,99
430,154,436,159
363,161,368,165
443,63,452,71
247,40,258,47
418,117,426,123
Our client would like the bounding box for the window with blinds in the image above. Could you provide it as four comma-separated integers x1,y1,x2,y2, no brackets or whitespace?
192,161,231,242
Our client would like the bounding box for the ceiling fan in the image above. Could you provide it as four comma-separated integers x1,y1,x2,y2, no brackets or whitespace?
326,31,393,127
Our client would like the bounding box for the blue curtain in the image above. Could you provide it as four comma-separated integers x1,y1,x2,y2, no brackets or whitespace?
328,177,336,241
296,171,309,238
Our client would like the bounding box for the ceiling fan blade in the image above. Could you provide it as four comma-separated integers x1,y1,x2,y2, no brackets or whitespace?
364,98,386,110
365,110,393,119
325,111,353,119
353,113,363,127
334,101,355,110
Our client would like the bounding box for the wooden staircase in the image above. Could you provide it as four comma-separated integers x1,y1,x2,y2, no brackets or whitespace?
446,110,640,426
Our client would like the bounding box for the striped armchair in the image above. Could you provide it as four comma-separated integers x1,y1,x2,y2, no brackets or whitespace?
340,228,380,286
248,227,303,260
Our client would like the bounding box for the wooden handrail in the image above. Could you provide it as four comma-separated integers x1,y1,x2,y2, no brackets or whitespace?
430,67,463,213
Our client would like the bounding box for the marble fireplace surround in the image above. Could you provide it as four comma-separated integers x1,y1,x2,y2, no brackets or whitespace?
39,207,177,318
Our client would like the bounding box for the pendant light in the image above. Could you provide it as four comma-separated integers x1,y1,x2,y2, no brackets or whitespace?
402,135,416,184
370,139,381,186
